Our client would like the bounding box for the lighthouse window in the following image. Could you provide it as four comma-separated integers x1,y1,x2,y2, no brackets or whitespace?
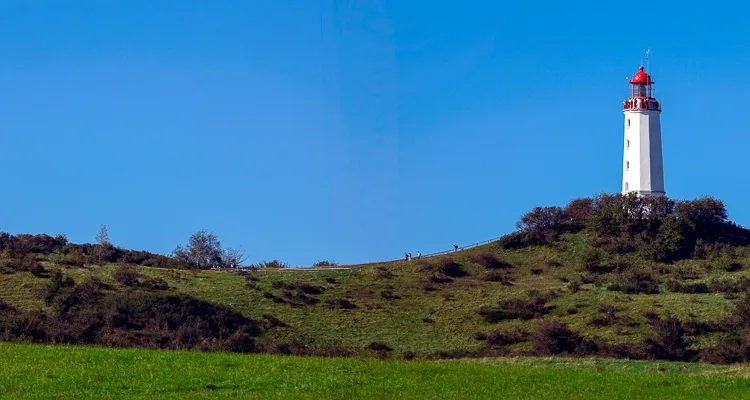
626,140,630,149
624,182,629,191
626,161,630,170
627,119,630,128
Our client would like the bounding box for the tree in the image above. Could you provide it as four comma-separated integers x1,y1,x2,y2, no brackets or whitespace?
564,198,594,224
222,247,247,269
515,206,565,243
173,230,223,269
675,197,728,232
93,224,112,264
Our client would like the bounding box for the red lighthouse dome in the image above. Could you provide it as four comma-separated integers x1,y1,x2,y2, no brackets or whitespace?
629,66,653,84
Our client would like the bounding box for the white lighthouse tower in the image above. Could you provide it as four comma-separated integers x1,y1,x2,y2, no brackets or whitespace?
622,65,665,197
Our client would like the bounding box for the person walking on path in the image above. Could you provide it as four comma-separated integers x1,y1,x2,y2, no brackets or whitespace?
453,244,458,252
417,251,421,259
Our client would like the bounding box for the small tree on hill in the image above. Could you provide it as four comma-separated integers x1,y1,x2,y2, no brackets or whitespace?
173,230,223,269
516,206,565,243
94,224,112,264
222,247,247,269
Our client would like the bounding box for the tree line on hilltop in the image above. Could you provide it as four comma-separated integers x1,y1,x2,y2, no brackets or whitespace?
0,226,296,274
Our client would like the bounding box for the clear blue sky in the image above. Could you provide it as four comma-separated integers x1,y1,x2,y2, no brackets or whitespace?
1,1,748,266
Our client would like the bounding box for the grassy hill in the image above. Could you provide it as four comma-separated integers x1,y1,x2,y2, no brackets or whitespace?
1,193,750,363
2,343,750,399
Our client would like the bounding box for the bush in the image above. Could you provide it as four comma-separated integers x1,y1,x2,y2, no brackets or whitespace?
468,252,512,269
430,273,453,284
257,260,289,269
313,260,338,267
665,279,709,294
432,257,467,278
483,328,527,348
380,290,400,300
564,198,594,224
113,264,141,287
516,206,566,243
139,278,169,291
642,315,694,361
376,266,395,279
609,269,660,294
326,298,357,310
478,291,553,323
484,271,513,285
532,320,595,356
700,334,747,364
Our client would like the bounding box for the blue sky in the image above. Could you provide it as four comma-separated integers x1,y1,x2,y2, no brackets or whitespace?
1,1,748,266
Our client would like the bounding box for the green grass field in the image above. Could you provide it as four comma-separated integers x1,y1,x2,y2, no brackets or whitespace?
1,343,750,399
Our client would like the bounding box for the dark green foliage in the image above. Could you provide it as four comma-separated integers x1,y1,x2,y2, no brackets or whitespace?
433,257,467,278
532,320,597,356
515,206,566,244
468,252,513,269
643,315,694,361
367,342,393,358
326,298,357,310
376,266,395,279
564,198,594,225
113,264,141,287
257,260,289,269
481,328,527,348
313,260,338,267
666,279,709,294
478,291,554,323
484,271,513,285
0,280,262,353
139,278,169,291
608,269,660,294
380,290,399,300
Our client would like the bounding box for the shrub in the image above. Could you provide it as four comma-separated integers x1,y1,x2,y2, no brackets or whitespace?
376,266,395,279
642,315,693,361
484,271,513,285
609,269,660,294
568,280,581,293
468,252,512,269
497,231,537,250
296,284,325,295
261,314,287,328
326,298,357,310
402,351,416,360
531,268,543,275
139,278,169,291
483,328,527,348
380,290,400,300
564,198,594,224
431,257,467,278
477,292,553,323
258,260,289,269
516,206,566,243
113,264,140,287
430,274,453,284
532,320,595,356
700,334,747,364
313,260,338,267
665,279,709,294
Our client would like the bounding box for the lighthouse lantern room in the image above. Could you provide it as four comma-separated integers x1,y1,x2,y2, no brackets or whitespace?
622,65,665,197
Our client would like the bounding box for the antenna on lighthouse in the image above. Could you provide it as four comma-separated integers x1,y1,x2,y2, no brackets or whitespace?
645,48,651,73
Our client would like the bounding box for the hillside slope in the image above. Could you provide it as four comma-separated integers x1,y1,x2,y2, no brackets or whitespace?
1,193,750,363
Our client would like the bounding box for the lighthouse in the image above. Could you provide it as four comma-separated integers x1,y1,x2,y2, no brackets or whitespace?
622,65,665,197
